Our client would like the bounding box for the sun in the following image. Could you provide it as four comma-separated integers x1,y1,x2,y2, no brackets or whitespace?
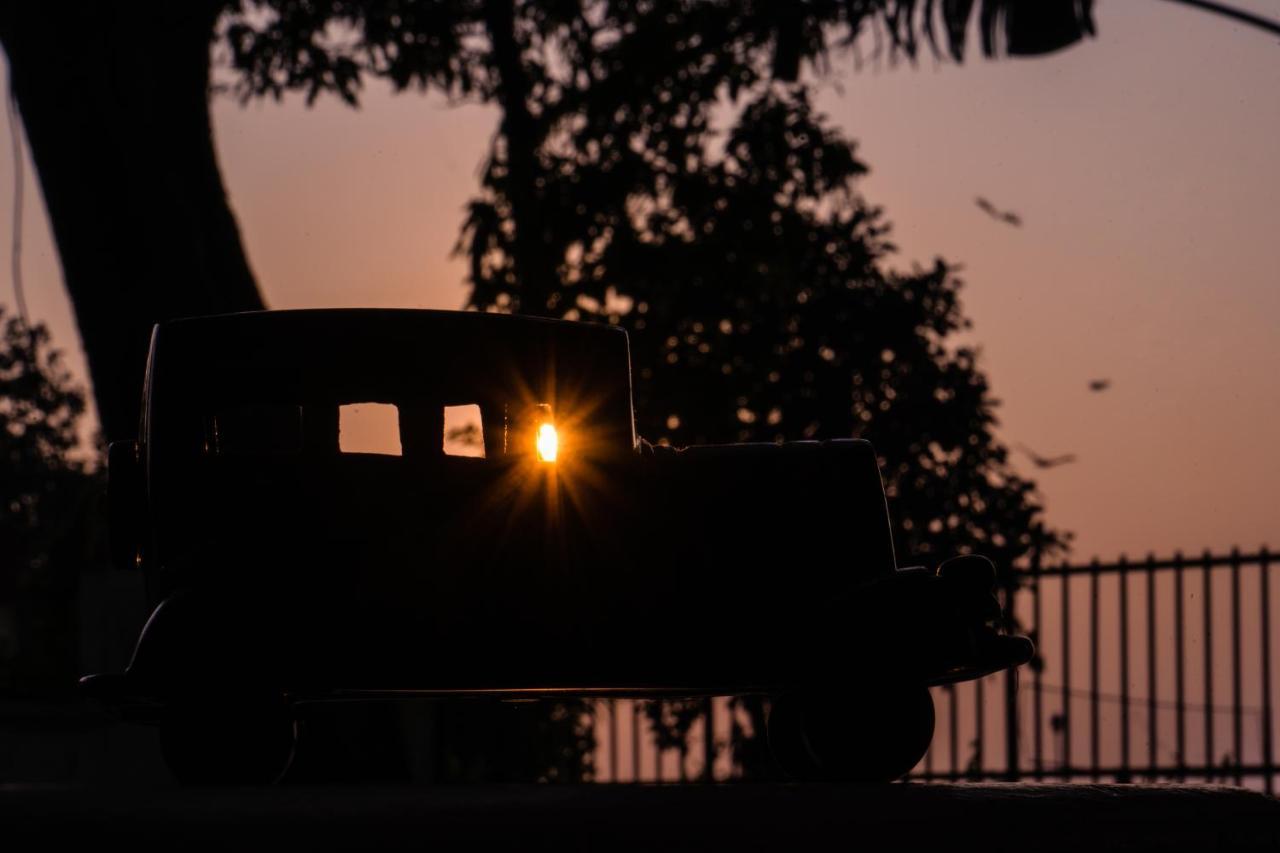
535,422,559,463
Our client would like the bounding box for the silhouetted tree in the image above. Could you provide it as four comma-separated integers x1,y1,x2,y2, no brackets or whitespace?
0,312,97,693
0,2,264,441
447,4,1069,775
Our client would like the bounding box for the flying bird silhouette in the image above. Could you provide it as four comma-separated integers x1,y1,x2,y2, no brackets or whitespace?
1015,443,1077,470
1088,379,1111,392
975,196,1023,227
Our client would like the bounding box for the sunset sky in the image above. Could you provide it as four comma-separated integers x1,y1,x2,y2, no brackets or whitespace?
3,1,1277,562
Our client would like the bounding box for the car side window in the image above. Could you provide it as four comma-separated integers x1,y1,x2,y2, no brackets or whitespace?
338,403,402,456
443,404,485,458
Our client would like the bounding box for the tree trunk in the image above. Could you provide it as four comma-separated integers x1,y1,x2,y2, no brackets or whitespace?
0,1,264,441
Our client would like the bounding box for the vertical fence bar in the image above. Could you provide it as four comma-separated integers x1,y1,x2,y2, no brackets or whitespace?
1119,555,1131,781
1203,550,1214,781
609,700,619,782
949,685,959,778
1090,559,1100,781
653,702,663,783
1175,551,1186,780
1033,560,1044,777
925,698,934,777
1261,547,1273,795
975,676,985,777
1004,576,1020,781
1231,548,1243,785
632,700,642,783
702,698,715,783
1146,554,1158,780
1061,571,1072,780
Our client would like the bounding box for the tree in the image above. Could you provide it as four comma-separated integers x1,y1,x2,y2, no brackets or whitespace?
0,2,264,441
0,312,97,693
450,2,1069,775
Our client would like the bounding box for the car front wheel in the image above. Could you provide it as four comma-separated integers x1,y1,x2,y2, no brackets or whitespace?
767,684,934,783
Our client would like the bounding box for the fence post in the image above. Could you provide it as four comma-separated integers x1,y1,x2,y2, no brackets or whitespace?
1119,553,1131,781
1032,555,1043,778
1090,558,1100,781
1175,550,1186,780
948,684,959,778
1231,547,1243,786
609,699,619,782
1146,553,1157,781
1004,567,1021,781
1203,549,1214,782
1061,567,1072,780
1261,546,1273,795
632,699,642,783
974,676,985,778
702,697,715,783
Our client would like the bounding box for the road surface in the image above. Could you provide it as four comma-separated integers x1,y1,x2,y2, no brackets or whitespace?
2,782,1276,851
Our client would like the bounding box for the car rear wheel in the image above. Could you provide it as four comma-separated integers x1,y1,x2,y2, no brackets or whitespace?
767,684,934,783
160,695,297,785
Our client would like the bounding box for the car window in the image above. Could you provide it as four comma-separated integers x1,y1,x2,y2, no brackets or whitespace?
338,403,402,456
442,404,485,458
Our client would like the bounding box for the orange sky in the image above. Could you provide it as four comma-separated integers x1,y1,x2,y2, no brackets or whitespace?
3,2,1277,561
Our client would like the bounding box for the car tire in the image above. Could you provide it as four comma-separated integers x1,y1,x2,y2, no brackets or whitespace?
160,695,297,786
767,684,934,783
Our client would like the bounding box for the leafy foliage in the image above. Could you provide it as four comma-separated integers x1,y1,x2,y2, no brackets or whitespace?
0,312,97,693
221,1,1094,107
222,0,486,105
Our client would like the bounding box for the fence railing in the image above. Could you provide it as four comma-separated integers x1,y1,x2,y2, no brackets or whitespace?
592,547,1277,792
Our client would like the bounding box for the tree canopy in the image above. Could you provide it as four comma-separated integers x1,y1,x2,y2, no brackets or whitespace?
222,1,1097,107
0,313,96,692
447,1,1070,775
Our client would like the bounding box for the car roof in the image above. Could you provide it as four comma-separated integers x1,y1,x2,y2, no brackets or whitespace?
155,309,625,362
147,309,636,444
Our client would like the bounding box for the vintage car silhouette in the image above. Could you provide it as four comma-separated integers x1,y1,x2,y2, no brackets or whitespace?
82,309,1032,784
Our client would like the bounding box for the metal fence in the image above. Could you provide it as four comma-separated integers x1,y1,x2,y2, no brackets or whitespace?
592,547,1277,791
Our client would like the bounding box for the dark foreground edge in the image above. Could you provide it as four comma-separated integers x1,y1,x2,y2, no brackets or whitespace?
2,783,1277,852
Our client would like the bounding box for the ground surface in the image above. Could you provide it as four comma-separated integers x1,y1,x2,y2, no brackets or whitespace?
1,783,1276,852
